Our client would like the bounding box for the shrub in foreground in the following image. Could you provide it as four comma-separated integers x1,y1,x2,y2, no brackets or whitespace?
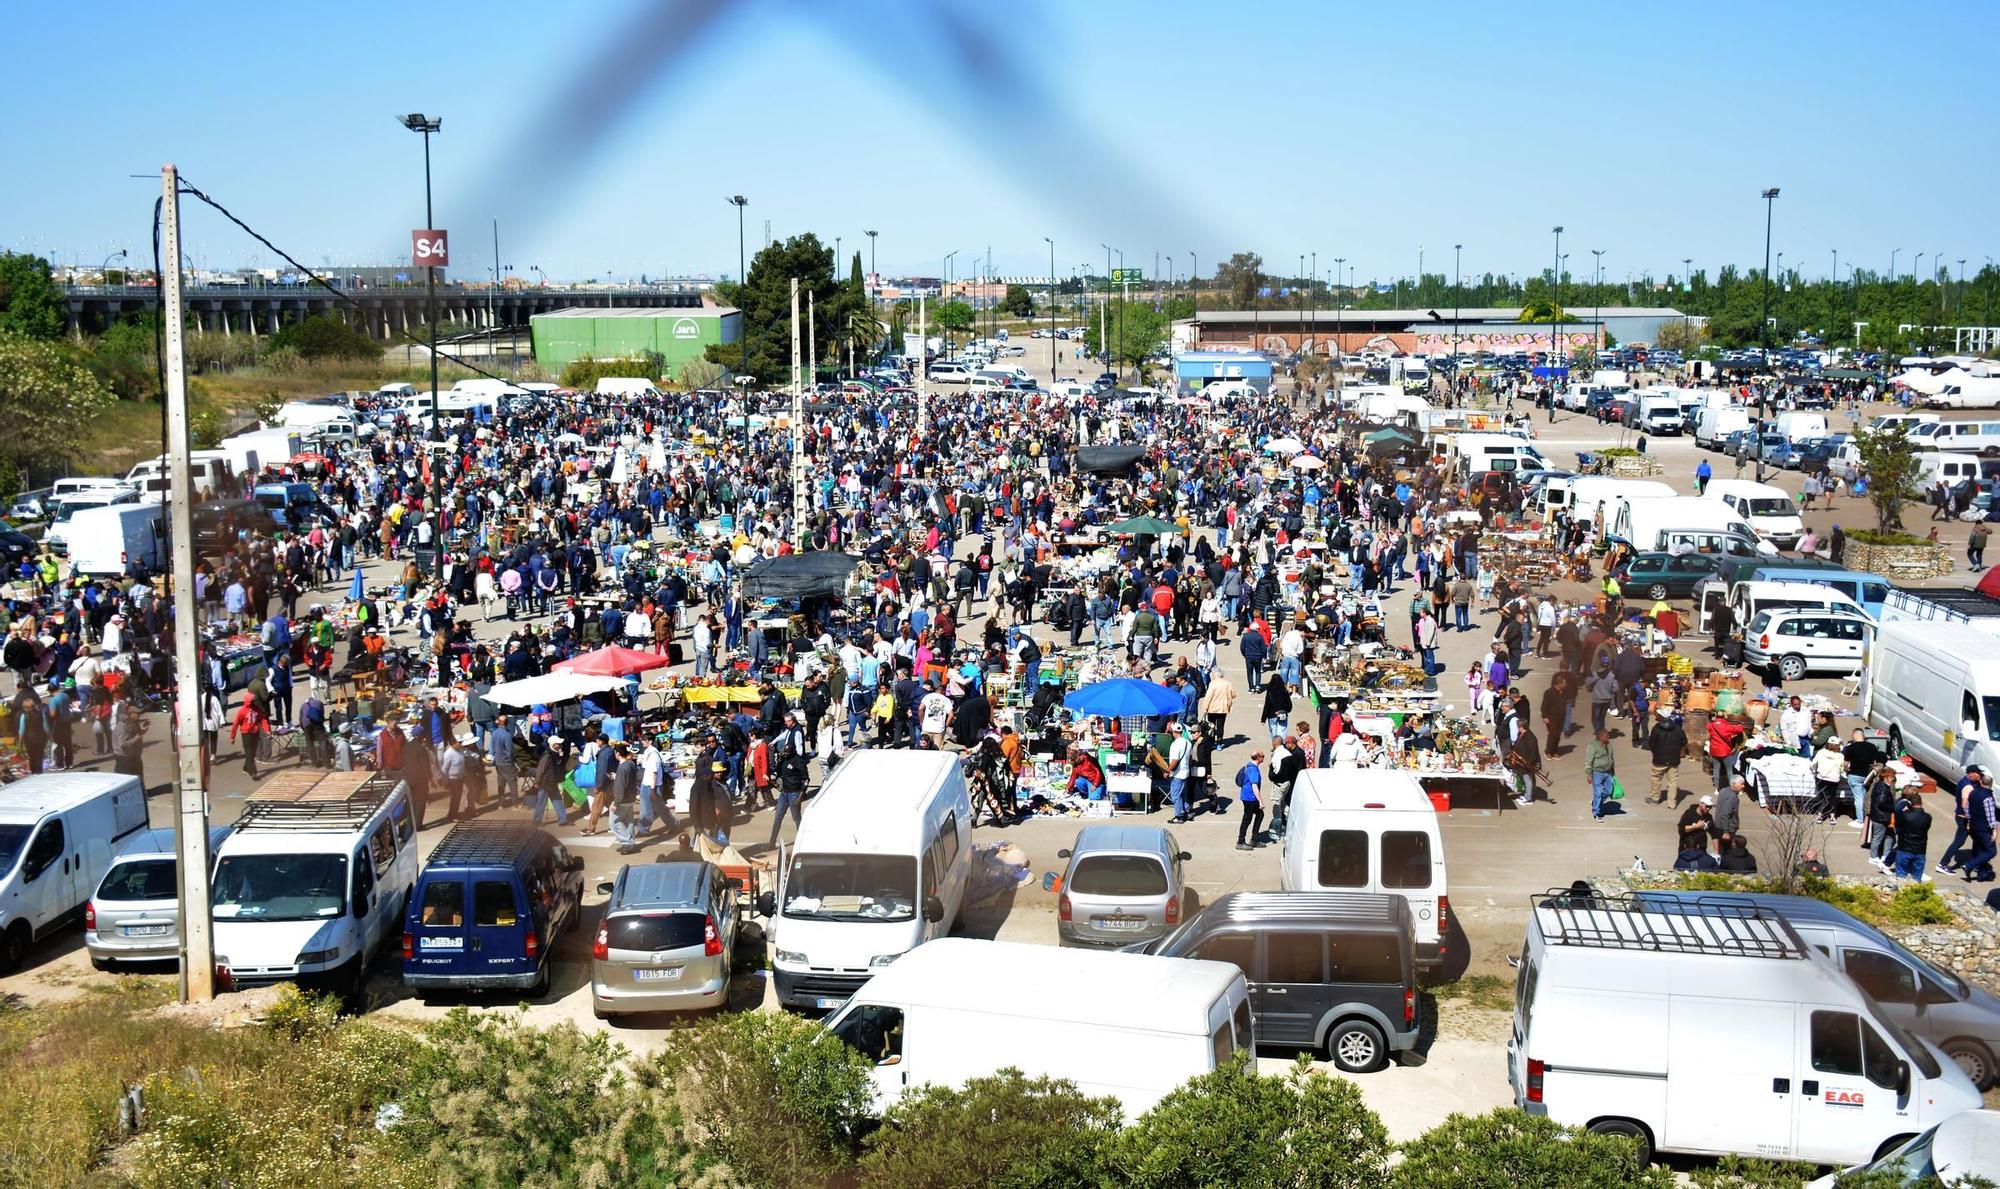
857,1068,1122,1188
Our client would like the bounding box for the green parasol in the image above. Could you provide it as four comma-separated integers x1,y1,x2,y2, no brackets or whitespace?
1105,515,1179,535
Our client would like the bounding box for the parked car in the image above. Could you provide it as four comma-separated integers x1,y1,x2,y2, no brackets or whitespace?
1740,607,1871,680
7,489,51,522
1053,825,1191,949
1793,434,1851,472
591,855,741,1017
190,500,268,556
1618,551,1722,600
1131,891,1422,1074
1756,432,1795,467
85,826,233,970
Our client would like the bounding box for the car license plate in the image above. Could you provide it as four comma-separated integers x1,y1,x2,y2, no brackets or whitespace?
1094,917,1145,931
632,967,683,982
123,924,170,937
814,996,845,1009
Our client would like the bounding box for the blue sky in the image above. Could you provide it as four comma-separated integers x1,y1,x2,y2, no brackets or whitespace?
3,0,1992,287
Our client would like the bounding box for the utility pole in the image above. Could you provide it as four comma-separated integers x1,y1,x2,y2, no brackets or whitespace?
161,165,214,1003
1452,243,1462,370
489,216,500,351
791,277,805,549
1333,256,1346,373
1044,237,1057,380
918,293,929,435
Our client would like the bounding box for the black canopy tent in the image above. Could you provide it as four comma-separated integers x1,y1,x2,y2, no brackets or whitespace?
738,551,861,600
1075,444,1148,474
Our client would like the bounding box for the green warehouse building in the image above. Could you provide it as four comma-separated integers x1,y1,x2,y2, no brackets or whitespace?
530,306,741,378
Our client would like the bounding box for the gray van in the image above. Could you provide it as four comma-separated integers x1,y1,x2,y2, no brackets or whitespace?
1131,891,1420,1074
1638,891,2000,1089
591,855,741,1018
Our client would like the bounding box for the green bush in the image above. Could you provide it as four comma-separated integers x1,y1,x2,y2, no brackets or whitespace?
266,313,381,362
387,1007,625,1187
654,1010,873,1188
858,1068,1121,1188
1389,1109,1672,1188
559,354,663,391
1687,1153,1818,1188
1882,882,1957,925
1108,1055,1390,1189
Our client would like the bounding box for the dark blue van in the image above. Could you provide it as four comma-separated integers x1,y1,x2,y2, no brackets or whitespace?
402,822,585,995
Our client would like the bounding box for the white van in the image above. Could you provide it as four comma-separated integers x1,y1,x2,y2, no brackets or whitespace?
0,773,148,971
374,383,417,402
43,487,142,553
64,503,167,577
1634,390,1686,435
1703,479,1805,550
1866,413,1940,436
968,375,1008,395
825,937,1251,1120
269,402,357,434
1611,495,1772,555
1509,889,1979,1167
216,428,301,478
1916,452,2000,489
1693,404,1753,448
1867,620,2000,783
1278,770,1448,970
592,377,659,400
1727,579,1866,632
1542,477,1673,530
1454,432,1547,477
126,452,232,499
977,365,1034,386
762,751,973,1011
928,362,971,384
1774,412,1830,444
50,476,138,500
1911,418,2000,457
208,774,419,1001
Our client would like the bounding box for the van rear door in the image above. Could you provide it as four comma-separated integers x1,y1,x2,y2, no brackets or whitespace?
471,877,527,977
410,874,470,976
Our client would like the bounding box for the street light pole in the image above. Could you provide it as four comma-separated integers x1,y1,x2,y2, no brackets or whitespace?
1452,243,1462,371
1333,257,1346,374
1591,248,1604,353
1890,248,1900,281
399,113,442,432
490,216,500,356
1044,236,1056,380
727,195,749,451
1549,225,1562,386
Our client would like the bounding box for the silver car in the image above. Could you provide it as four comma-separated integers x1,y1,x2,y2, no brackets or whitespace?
85,826,231,970
1054,825,1191,948
591,857,740,1018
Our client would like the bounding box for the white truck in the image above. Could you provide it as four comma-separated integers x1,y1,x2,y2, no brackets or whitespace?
0,773,149,971
63,503,168,577
824,938,1252,1121
1509,888,1980,1167
217,428,302,478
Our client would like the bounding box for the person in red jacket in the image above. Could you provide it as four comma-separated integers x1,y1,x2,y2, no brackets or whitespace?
229,694,268,781
1064,745,1105,800
1708,714,1746,792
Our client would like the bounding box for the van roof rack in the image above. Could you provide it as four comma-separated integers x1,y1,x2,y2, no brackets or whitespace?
1531,887,1804,960
233,771,397,832
425,819,545,868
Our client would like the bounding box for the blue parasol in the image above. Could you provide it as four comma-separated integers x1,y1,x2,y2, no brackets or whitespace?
1062,678,1183,718
348,568,366,602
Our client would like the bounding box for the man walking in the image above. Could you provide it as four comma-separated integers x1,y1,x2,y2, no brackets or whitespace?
1586,728,1617,820
488,715,519,808
1646,708,1687,805
1235,750,1266,850
435,736,468,823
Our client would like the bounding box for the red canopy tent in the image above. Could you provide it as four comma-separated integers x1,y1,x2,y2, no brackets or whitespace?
551,645,674,677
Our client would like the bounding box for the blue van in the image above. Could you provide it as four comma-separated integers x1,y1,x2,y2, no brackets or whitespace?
402,822,585,995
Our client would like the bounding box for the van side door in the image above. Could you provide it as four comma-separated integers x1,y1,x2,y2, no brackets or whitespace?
1256,930,1328,1048
350,843,381,959
1793,1008,1916,1165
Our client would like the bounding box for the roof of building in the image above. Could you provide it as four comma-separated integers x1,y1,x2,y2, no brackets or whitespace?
1186,306,1684,326
532,306,739,319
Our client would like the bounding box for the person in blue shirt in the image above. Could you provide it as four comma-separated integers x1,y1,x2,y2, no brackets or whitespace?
1236,751,1266,850
1694,457,1713,496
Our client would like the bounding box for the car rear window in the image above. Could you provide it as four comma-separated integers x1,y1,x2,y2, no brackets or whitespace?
1317,831,1369,887
473,881,517,927
1380,832,1433,890
1069,855,1168,896
419,880,464,927
606,912,707,952
97,858,176,901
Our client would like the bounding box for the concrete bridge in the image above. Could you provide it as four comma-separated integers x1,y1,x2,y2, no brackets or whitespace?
61,284,704,338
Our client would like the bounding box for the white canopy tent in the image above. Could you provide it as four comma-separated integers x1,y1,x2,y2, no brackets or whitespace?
482,670,632,709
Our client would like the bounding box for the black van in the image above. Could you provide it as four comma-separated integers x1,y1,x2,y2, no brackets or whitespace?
1131,891,1420,1074
402,821,585,996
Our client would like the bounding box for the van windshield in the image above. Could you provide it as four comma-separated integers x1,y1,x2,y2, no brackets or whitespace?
783,852,916,922
211,853,346,921
1743,498,1796,517
0,823,27,877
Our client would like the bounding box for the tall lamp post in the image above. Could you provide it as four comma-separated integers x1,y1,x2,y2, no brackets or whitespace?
1332,257,1346,374
1044,236,1057,380
727,195,749,450
1757,187,1780,480
1547,227,1563,422
864,228,878,306
1451,243,1462,375
99,249,127,288
1591,248,1605,353
399,113,442,432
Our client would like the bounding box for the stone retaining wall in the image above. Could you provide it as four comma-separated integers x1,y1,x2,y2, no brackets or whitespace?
1844,538,1954,580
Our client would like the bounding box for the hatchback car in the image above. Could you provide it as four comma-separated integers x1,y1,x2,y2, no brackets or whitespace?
1053,824,1191,948
85,826,232,970
1741,608,1871,680
591,855,740,1018
1619,551,1721,600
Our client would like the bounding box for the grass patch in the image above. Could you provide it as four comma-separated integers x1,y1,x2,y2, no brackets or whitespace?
1643,873,1960,927
1847,528,1931,547
1429,974,1513,1011
0,981,417,1188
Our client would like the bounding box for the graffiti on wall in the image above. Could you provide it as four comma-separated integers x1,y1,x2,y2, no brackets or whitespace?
1413,330,1596,355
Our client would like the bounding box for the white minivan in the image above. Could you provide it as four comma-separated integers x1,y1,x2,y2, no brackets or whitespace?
1703,479,1805,550
825,937,1251,1121
208,773,419,1002
761,751,973,1011
1278,770,1448,971
1912,418,2000,457
1867,619,2000,783
1509,889,1980,1167
0,773,148,971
